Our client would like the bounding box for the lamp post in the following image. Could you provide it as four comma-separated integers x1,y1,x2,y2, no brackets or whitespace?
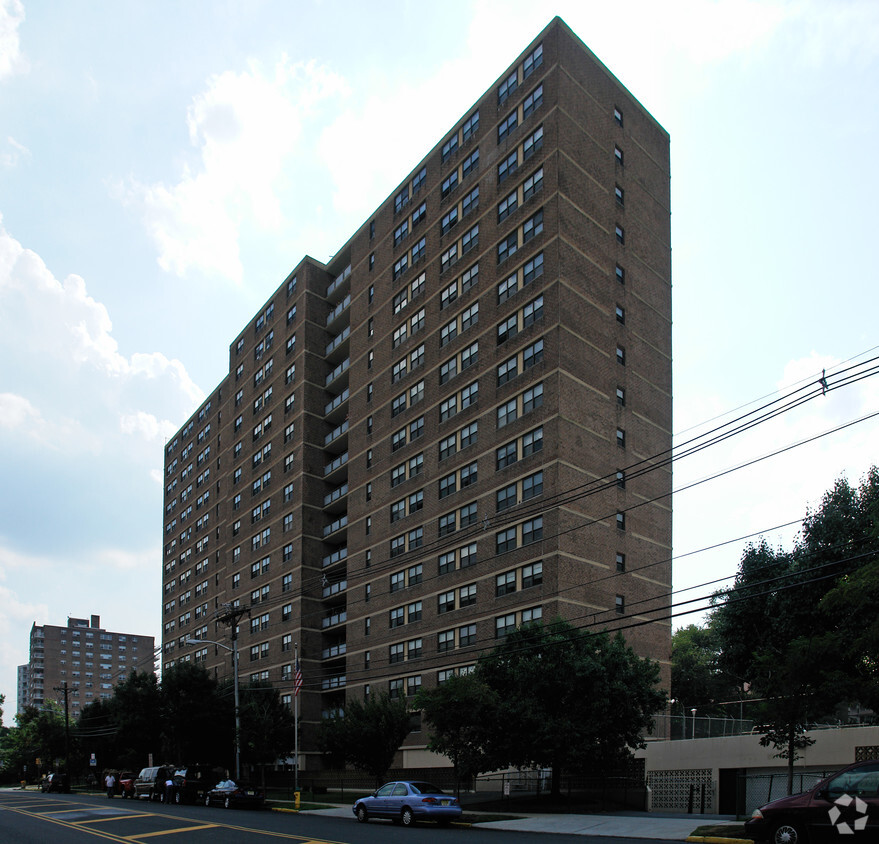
185,636,240,781
691,708,697,740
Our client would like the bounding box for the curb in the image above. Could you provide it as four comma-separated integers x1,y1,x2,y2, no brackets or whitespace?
686,837,752,844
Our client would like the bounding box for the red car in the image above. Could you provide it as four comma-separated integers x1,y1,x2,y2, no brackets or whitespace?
118,772,137,798
746,760,879,843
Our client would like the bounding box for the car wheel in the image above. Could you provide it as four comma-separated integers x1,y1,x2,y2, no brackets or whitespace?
355,805,368,823
224,796,232,809
401,807,415,827
771,821,804,844
204,794,212,807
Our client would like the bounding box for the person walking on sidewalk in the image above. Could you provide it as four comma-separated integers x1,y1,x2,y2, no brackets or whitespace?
104,772,116,798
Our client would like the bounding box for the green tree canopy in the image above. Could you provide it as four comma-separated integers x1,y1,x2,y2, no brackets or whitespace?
418,618,665,796
237,680,296,770
319,691,411,786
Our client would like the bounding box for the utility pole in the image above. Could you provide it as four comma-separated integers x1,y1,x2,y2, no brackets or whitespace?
215,604,250,782
53,681,70,778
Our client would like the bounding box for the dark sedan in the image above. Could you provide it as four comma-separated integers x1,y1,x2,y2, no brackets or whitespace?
353,780,462,826
204,779,265,809
746,759,879,843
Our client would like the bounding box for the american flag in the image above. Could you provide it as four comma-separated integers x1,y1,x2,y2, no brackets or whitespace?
294,658,303,696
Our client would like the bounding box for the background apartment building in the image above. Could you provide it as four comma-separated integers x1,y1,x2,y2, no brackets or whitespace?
20,615,156,718
162,16,672,771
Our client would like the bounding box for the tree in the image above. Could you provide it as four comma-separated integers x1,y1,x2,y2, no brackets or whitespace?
414,673,499,787
0,705,68,780
710,469,879,793
159,662,231,765
319,692,411,785
671,624,736,719
237,680,296,773
112,671,162,770
418,619,665,797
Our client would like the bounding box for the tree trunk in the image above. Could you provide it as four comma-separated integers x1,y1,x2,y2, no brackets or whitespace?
786,725,795,795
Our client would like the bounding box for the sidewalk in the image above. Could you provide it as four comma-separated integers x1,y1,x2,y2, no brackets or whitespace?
299,806,745,840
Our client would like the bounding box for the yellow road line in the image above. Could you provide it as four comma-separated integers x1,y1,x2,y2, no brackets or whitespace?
76,813,158,824
130,823,220,838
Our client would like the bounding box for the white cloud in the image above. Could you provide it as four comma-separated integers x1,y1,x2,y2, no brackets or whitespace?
0,0,26,81
121,56,348,284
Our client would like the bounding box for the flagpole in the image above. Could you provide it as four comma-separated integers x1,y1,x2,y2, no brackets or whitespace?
294,642,299,794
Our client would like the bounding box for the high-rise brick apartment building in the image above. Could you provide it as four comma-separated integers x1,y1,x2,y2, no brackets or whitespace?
162,16,671,772
21,615,156,718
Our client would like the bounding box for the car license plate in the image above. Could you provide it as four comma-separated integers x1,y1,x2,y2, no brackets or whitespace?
441,799,449,806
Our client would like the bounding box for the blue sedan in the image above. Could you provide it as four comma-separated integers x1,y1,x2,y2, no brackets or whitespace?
353,780,462,826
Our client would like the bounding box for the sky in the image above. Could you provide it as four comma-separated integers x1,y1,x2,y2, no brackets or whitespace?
1,0,878,715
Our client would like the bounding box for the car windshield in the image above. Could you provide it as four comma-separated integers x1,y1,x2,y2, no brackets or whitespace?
409,782,445,795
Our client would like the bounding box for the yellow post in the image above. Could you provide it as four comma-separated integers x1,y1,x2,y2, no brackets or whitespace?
294,791,300,810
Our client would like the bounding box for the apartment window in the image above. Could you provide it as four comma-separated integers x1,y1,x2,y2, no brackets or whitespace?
616,595,625,614
390,643,404,663
438,591,455,614
523,125,543,160
615,225,625,244
496,570,516,596
617,346,626,365
394,255,408,280
614,105,623,126
614,145,624,165
462,185,479,216
496,613,517,638
394,220,408,246
615,185,624,206
442,133,458,162
393,289,408,314
441,207,458,235
523,43,543,77
497,483,516,512
616,264,625,284
462,109,479,141
498,189,517,223
616,428,625,448
616,512,626,530
616,552,626,572
412,201,426,227
462,148,479,177
523,209,543,242
497,232,518,264
412,167,426,193
461,303,478,331
459,583,476,607
522,560,543,588
523,167,543,201
522,84,543,118
498,70,517,105
498,110,517,142
498,150,518,183
441,171,458,198
438,630,454,652
440,396,457,423
412,237,427,264
390,607,404,628
616,305,625,324
441,244,458,273
407,638,422,659
616,386,626,406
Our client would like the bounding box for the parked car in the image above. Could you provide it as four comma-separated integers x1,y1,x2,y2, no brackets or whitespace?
118,772,137,798
41,772,69,793
204,779,265,809
172,765,216,805
746,759,879,843
353,780,462,826
133,765,175,801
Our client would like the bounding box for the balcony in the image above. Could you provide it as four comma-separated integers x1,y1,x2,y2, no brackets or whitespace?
322,642,347,660
321,609,347,629
322,546,348,568
323,482,349,510
322,578,347,598
321,674,347,691
325,324,351,363
324,387,349,424
325,357,350,389
322,514,348,540
326,293,351,332
326,264,351,303
324,419,349,452
323,451,349,482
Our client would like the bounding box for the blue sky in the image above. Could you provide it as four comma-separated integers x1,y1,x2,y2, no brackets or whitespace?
2,0,878,712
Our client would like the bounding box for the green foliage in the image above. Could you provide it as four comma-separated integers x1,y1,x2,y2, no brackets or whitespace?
709,467,879,793
0,704,68,779
414,673,498,781
671,624,736,715
237,680,296,766
319,692,411,785
418,619,666,795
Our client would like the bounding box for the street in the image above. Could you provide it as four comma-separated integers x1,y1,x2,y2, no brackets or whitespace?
0,790,681,844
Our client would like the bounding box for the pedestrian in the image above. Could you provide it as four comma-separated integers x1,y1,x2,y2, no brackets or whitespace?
164,775,175,804
104,771,116,798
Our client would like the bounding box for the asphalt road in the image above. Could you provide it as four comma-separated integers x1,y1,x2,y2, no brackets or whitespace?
0,790,678,844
